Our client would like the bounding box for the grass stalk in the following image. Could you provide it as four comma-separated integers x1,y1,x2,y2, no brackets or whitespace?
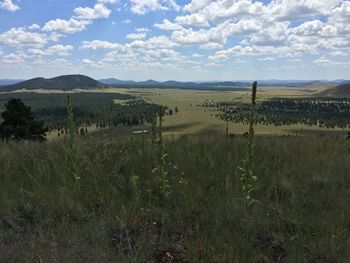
239,81,258,206
65,94,80,185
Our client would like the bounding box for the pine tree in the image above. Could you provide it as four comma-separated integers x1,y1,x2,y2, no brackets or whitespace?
0,98,47,141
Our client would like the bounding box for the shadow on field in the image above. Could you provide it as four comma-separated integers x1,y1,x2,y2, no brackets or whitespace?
288,129,348,137
163,122,201,132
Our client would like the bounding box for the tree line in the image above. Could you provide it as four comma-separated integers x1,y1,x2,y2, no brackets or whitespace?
0,92,176,141
201,97,350,129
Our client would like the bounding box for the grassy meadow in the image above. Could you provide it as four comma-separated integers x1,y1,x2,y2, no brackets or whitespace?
120,87,348,137
1,133,350,262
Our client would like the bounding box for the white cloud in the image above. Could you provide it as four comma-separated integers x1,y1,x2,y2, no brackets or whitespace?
74,3,112,20
126,32,147,39
81,40,121,50
0,27,48,47
267,0,343,21
0,0,20,12
208,45,296,61
129,0,179,15
46,44,74,56
314,56,350,66
135,27,151,32
82,59,95,65
251,21,288,46
183,0,211,13
27,48,46,57
171,21,232,45
2,52,26,64
129,35,178,49
175,14,209,27
26,45,73,58
97,0,117,3
28,24,40,30
142,48,184,61
122,19,132,24
130,0,164,14
154,19,183,31
42,18,91,34
200,43,223,49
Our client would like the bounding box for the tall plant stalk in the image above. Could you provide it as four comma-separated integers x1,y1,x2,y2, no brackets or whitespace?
239,81,258,205
151,107,170,205
66,94,80,184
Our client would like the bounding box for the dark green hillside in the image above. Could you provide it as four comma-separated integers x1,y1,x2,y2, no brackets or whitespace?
318,83,350,98
0,75,106,91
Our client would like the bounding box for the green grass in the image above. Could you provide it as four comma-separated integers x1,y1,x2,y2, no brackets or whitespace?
1,133,350,262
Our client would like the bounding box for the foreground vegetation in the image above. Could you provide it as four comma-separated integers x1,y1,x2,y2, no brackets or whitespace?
1,133,349,262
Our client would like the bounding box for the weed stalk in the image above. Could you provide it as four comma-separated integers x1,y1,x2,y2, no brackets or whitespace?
239,81,258,206
151,107,170,205
65,94,80,185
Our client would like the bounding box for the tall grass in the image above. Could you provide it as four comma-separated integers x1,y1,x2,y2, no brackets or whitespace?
0,133,349,262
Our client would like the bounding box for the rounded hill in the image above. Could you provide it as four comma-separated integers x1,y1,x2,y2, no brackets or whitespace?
318,83,350,98
0,75,106,92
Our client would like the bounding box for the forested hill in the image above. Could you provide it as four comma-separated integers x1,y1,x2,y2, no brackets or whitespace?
0,75,106,92
319,83,350,98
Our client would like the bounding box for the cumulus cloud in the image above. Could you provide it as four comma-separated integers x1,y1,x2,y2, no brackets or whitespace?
129,0,179,15
28,24,40,30
81,40,122,50
2,0,350,78
126,32,147,39
27,45,74,57
175,14,209,27
162,0,350,63
0,27,48,47
129,35,178,49
0,0,20,12
46,44,74,56
2,52,26,64
42,18,91,34
154,19,183,31
74,3,112,20
135,27,151,32
314,56,350,66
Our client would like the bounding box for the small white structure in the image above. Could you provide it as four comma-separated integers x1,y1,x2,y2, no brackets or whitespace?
132,130,149,134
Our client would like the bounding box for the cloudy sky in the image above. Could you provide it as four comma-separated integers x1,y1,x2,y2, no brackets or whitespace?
0,0,349,81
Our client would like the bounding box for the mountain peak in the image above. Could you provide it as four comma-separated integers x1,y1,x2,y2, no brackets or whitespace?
1,75,105,92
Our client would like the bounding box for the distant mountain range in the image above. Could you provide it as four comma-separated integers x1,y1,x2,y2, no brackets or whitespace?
0,75,349,92
0,79,25,86
99,78,250,90
98,78,350,89
0,75,106,92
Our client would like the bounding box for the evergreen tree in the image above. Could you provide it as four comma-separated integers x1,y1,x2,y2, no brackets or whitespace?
0,98,47,141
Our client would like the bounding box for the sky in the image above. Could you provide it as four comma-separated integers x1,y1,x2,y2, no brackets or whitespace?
0,0,350,81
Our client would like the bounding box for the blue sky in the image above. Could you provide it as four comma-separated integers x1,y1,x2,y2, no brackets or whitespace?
0,0,350,81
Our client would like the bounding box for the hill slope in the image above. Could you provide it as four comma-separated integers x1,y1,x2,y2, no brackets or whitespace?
1,75,106,92
318,83,350,97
